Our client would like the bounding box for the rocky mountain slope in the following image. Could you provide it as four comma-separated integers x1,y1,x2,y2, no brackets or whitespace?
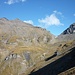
61,23,75,34
28,23,75,75
0,18,55,75
0,17,55,46
0,18,75,75
57,23,75,42
29,44,75,75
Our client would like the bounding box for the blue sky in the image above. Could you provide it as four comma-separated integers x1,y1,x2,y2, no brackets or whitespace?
0,0,75,36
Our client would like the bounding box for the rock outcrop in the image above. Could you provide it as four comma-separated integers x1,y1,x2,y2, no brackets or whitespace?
61,23,75,34
57,23,75,42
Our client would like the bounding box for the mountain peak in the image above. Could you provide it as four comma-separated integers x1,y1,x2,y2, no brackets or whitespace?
0,17,8,21
62,23,75,35
72,23,75,25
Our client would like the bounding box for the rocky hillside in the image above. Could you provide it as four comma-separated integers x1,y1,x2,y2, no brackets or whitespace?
28,23,75,75
29,45,75,75
0,18,55,75
0,18,75,75
0,17,55,46
57,23,75,42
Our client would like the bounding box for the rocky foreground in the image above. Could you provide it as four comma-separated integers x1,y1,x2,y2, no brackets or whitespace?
0,18,75,75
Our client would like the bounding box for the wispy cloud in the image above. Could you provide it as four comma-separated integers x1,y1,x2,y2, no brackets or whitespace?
38,10,64,27
24,20,34,25
4,0,26,5
53,10,62,15
74,14,75,16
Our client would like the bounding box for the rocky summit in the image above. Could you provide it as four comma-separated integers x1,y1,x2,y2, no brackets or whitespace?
61,23,75,34
0,18,75,75
57,23,75,42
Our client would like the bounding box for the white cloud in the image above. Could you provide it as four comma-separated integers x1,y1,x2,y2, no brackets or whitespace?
38,10,64,27
24,20,34,25
5,0,26,5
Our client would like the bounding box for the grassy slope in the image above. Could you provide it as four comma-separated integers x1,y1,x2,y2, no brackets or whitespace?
0,40,75,75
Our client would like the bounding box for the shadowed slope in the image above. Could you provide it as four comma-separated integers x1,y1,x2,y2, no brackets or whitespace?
29,47,75,75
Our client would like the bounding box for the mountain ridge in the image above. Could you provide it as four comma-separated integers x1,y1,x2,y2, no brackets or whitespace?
56,23,75,42
0,18,75,75
0,18,55,46
61,23,75,35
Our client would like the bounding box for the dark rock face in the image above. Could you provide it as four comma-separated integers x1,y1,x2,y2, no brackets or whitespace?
57,23,75,42
61,23,75,35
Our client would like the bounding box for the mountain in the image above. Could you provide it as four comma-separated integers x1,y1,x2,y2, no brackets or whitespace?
0,18,55,75
61,23,75,34
28,23,75,75
0,17,55,46
57,23,75,42
0,18,75,75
